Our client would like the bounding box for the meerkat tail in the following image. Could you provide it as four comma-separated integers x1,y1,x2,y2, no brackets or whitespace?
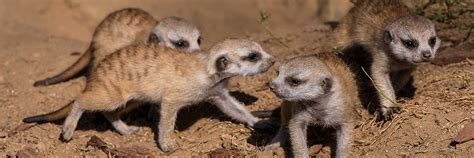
33,47,93,87
23,101,73,123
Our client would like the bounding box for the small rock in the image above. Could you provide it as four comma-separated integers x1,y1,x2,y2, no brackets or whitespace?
432,43,474,66
451,120,474,145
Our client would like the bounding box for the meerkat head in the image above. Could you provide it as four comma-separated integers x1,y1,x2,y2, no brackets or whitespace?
207,39,275,77
384,15,440,64
269,56,333,101
148,16,201,52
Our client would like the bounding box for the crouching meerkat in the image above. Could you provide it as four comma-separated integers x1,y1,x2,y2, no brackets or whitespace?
33,8,202,87
332,0,440,120
264,53,358,158
26,39,275,153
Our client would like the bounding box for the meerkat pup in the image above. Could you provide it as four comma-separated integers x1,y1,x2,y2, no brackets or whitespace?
332,0,440,119
33,8,201,86
27,39,275,153
264,53,358,158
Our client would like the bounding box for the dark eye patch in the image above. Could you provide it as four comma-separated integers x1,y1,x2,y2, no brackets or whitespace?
285,76,305,87
173,40,189,49
428,37,436,47
401,39,418,49
242,51,262,62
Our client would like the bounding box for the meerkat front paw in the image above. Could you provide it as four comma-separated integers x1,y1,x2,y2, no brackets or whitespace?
60,127,74,142
116,125,140,135
159,139,179,154
379,106,401,121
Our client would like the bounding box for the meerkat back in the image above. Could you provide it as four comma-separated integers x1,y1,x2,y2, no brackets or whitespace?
33,8,202,86
334,0,411,47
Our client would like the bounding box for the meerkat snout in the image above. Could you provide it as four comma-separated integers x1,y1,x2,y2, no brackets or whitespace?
210,39,275,76
150,16,201,52
385,15,440,64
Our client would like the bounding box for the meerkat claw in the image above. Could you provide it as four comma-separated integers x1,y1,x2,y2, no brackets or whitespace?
160,141,180,154
380,106,401,121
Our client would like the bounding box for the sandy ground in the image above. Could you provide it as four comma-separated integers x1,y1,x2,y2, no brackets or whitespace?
0,0,473,157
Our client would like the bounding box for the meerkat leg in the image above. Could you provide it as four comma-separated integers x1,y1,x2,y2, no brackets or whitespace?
103,112,139,135
157,100,179,153
264,102,292,151
288,111,311,158
210,91,272,130
370,61,400,120
60,101,84,142
335,123,351,158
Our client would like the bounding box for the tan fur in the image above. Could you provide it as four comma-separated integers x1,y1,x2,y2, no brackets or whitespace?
34,8,201,86
265,53,358,158
33,8,156,86
31,39,274,153
329,0,440,120
26,8,202,124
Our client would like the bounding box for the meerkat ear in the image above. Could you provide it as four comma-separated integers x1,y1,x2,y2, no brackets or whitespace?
148,33,162,43
216,56,230,72
321,77,333,94
383,30,393,44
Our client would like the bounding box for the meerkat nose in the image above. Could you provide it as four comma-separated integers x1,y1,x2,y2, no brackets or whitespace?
422,51,431,59
269,57,276,65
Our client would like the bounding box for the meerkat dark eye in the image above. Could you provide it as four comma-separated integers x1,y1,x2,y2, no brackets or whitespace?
197,36,202,46
173,40,189,49
286,77,304,87
242,52,262,62
402,39,418,49
428,37,436,47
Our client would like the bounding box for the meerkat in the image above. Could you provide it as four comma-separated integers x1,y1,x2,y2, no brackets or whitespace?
33,8,202,87
264,53,358,158
25,39,275,153
330,0,440,120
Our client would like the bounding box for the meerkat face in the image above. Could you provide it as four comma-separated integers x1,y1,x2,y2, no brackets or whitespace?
384,15,440,64
148,16,201,52
210,39,275,76
269,57,332,101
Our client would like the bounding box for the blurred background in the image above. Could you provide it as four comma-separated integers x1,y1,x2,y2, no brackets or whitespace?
0,0,355,47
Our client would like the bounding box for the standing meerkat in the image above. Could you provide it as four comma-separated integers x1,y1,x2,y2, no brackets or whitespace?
332,0,440,119
264,53,358,158
33,8,202,87
26,39,275,153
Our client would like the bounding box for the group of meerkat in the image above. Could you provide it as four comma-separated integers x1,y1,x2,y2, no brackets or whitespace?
262,0,440,157
25,7,275,153
24,0,441,157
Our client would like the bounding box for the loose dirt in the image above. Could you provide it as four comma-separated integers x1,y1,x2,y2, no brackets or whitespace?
0,0,472,157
